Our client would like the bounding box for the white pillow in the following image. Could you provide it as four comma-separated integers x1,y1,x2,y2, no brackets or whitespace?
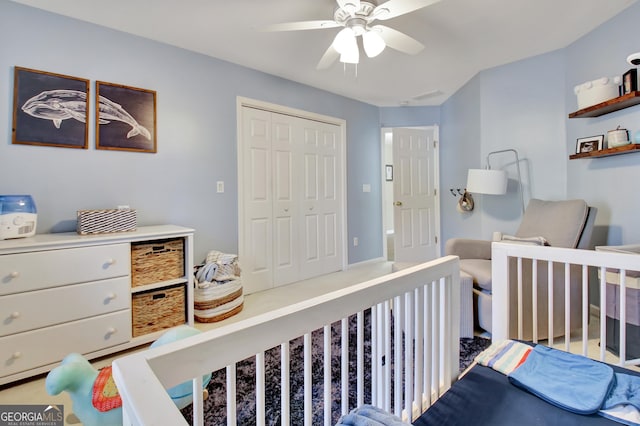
501,234,550,246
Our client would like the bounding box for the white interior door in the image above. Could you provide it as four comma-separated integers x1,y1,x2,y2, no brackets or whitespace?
392,127,439,263
239,101,345,294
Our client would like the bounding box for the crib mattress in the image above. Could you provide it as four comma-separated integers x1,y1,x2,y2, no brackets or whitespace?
414,362,640,426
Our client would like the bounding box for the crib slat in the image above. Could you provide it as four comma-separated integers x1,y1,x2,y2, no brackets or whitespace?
532,260,538,343
517,257,523,340
356,310,364,408
256,352,265,426
226,365,237,426
582,264,589,356
600,266,607,362
620,270,627,366
564,263,571,351
304,333,312,426
324,325,331,426
413,287,424,415
341,317,349,416
404,291,414,421
424,283,432,407
393,295,402,417
192,376,204,426
383,300,392,413
281,342,290,425
432,282,440,397
547,261,554,347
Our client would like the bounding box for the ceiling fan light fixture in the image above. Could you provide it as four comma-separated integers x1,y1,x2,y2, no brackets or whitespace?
363,30,386,58
333,27,356,54
340,43,360,64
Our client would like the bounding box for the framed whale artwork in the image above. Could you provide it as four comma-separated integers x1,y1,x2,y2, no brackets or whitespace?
95,81,157,153
12,66,90,149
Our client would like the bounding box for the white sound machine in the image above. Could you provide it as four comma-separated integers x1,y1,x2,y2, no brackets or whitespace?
0,195,37,240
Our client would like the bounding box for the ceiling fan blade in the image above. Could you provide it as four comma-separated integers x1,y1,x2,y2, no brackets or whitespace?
317,45,340,69
372,25,424,55
372,0,441,21
263,20,341,32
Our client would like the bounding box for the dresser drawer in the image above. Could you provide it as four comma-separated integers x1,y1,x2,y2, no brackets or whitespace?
0,243,130,296
0,277,130,337
0,310,130,377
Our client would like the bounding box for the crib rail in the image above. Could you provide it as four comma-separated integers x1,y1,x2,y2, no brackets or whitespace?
113,256,461,425
491,242,640,367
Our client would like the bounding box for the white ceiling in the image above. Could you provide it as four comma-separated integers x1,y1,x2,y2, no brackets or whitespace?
11,0,638,106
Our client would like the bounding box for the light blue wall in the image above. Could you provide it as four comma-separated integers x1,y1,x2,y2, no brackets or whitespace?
565,3,640,246
440,77,482,245
379,106,440,127
3,0,639,269
441,2,640,248
0,1,381,264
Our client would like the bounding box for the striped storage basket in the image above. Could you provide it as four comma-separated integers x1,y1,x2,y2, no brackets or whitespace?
77,209,137,235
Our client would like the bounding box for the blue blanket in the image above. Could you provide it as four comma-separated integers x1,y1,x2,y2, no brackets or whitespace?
335,405,410,426
508,345,614,414
478,341,640,425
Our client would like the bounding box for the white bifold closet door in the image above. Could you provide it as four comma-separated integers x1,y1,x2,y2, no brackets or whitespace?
241,106,343,294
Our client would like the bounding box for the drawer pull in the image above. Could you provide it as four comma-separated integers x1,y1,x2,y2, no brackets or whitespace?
107,327,117,335
152,293,166,300
106,292,117,300
9,271,20,279
12,351,22,359
105,258,116,266
10,311,20,319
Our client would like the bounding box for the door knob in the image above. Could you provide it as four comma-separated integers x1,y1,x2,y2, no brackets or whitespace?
394,201,403,206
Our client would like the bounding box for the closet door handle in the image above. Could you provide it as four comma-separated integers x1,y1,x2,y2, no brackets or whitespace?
394,201,403,206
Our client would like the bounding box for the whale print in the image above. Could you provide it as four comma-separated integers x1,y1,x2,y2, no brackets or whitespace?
21,89,151,140
97,95,151,140
21,89,88,129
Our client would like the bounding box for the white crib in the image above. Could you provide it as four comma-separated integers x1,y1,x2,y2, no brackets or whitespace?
113,243,640,425
113,256,462,425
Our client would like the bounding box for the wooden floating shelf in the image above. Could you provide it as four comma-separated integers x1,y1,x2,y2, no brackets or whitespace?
569,143,640,159
569,91,640,118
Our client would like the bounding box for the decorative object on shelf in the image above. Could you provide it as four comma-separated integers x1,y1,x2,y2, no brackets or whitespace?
576,135,604,154
76,208,137,235
622,69,638,95
607,126,630,148
12,66,90,149
0,195,37,240
96,81,157,153
574,76,621,109
466,148,525,214
385,164,393,181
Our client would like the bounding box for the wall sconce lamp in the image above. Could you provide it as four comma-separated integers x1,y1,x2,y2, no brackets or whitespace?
466,148,525,214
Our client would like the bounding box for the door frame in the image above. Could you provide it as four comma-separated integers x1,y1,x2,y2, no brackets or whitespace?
380,125,441,261
236,96,348,288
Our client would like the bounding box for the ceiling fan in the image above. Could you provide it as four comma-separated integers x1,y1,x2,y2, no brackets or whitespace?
264,0,441,69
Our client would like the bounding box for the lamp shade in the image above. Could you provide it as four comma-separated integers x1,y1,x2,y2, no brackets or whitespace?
363,30,386,58
466,169,508,195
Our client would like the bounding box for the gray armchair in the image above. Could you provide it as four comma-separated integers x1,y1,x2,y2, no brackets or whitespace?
445,199,597,340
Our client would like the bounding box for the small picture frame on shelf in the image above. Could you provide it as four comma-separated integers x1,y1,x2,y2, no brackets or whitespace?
623,69,638,94
576,135,604,154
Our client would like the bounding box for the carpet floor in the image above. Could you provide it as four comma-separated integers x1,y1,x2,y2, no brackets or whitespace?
181,315,490,425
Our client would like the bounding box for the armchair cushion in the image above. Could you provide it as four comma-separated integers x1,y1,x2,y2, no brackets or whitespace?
460,259,492,291
444,238,491,260
516,199,588,248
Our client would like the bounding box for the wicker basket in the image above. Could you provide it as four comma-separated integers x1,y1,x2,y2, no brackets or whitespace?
132,284,186,337
77,209,137,235
131,238,184,287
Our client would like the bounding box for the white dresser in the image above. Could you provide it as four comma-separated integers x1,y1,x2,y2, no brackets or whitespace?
0,225,194,385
